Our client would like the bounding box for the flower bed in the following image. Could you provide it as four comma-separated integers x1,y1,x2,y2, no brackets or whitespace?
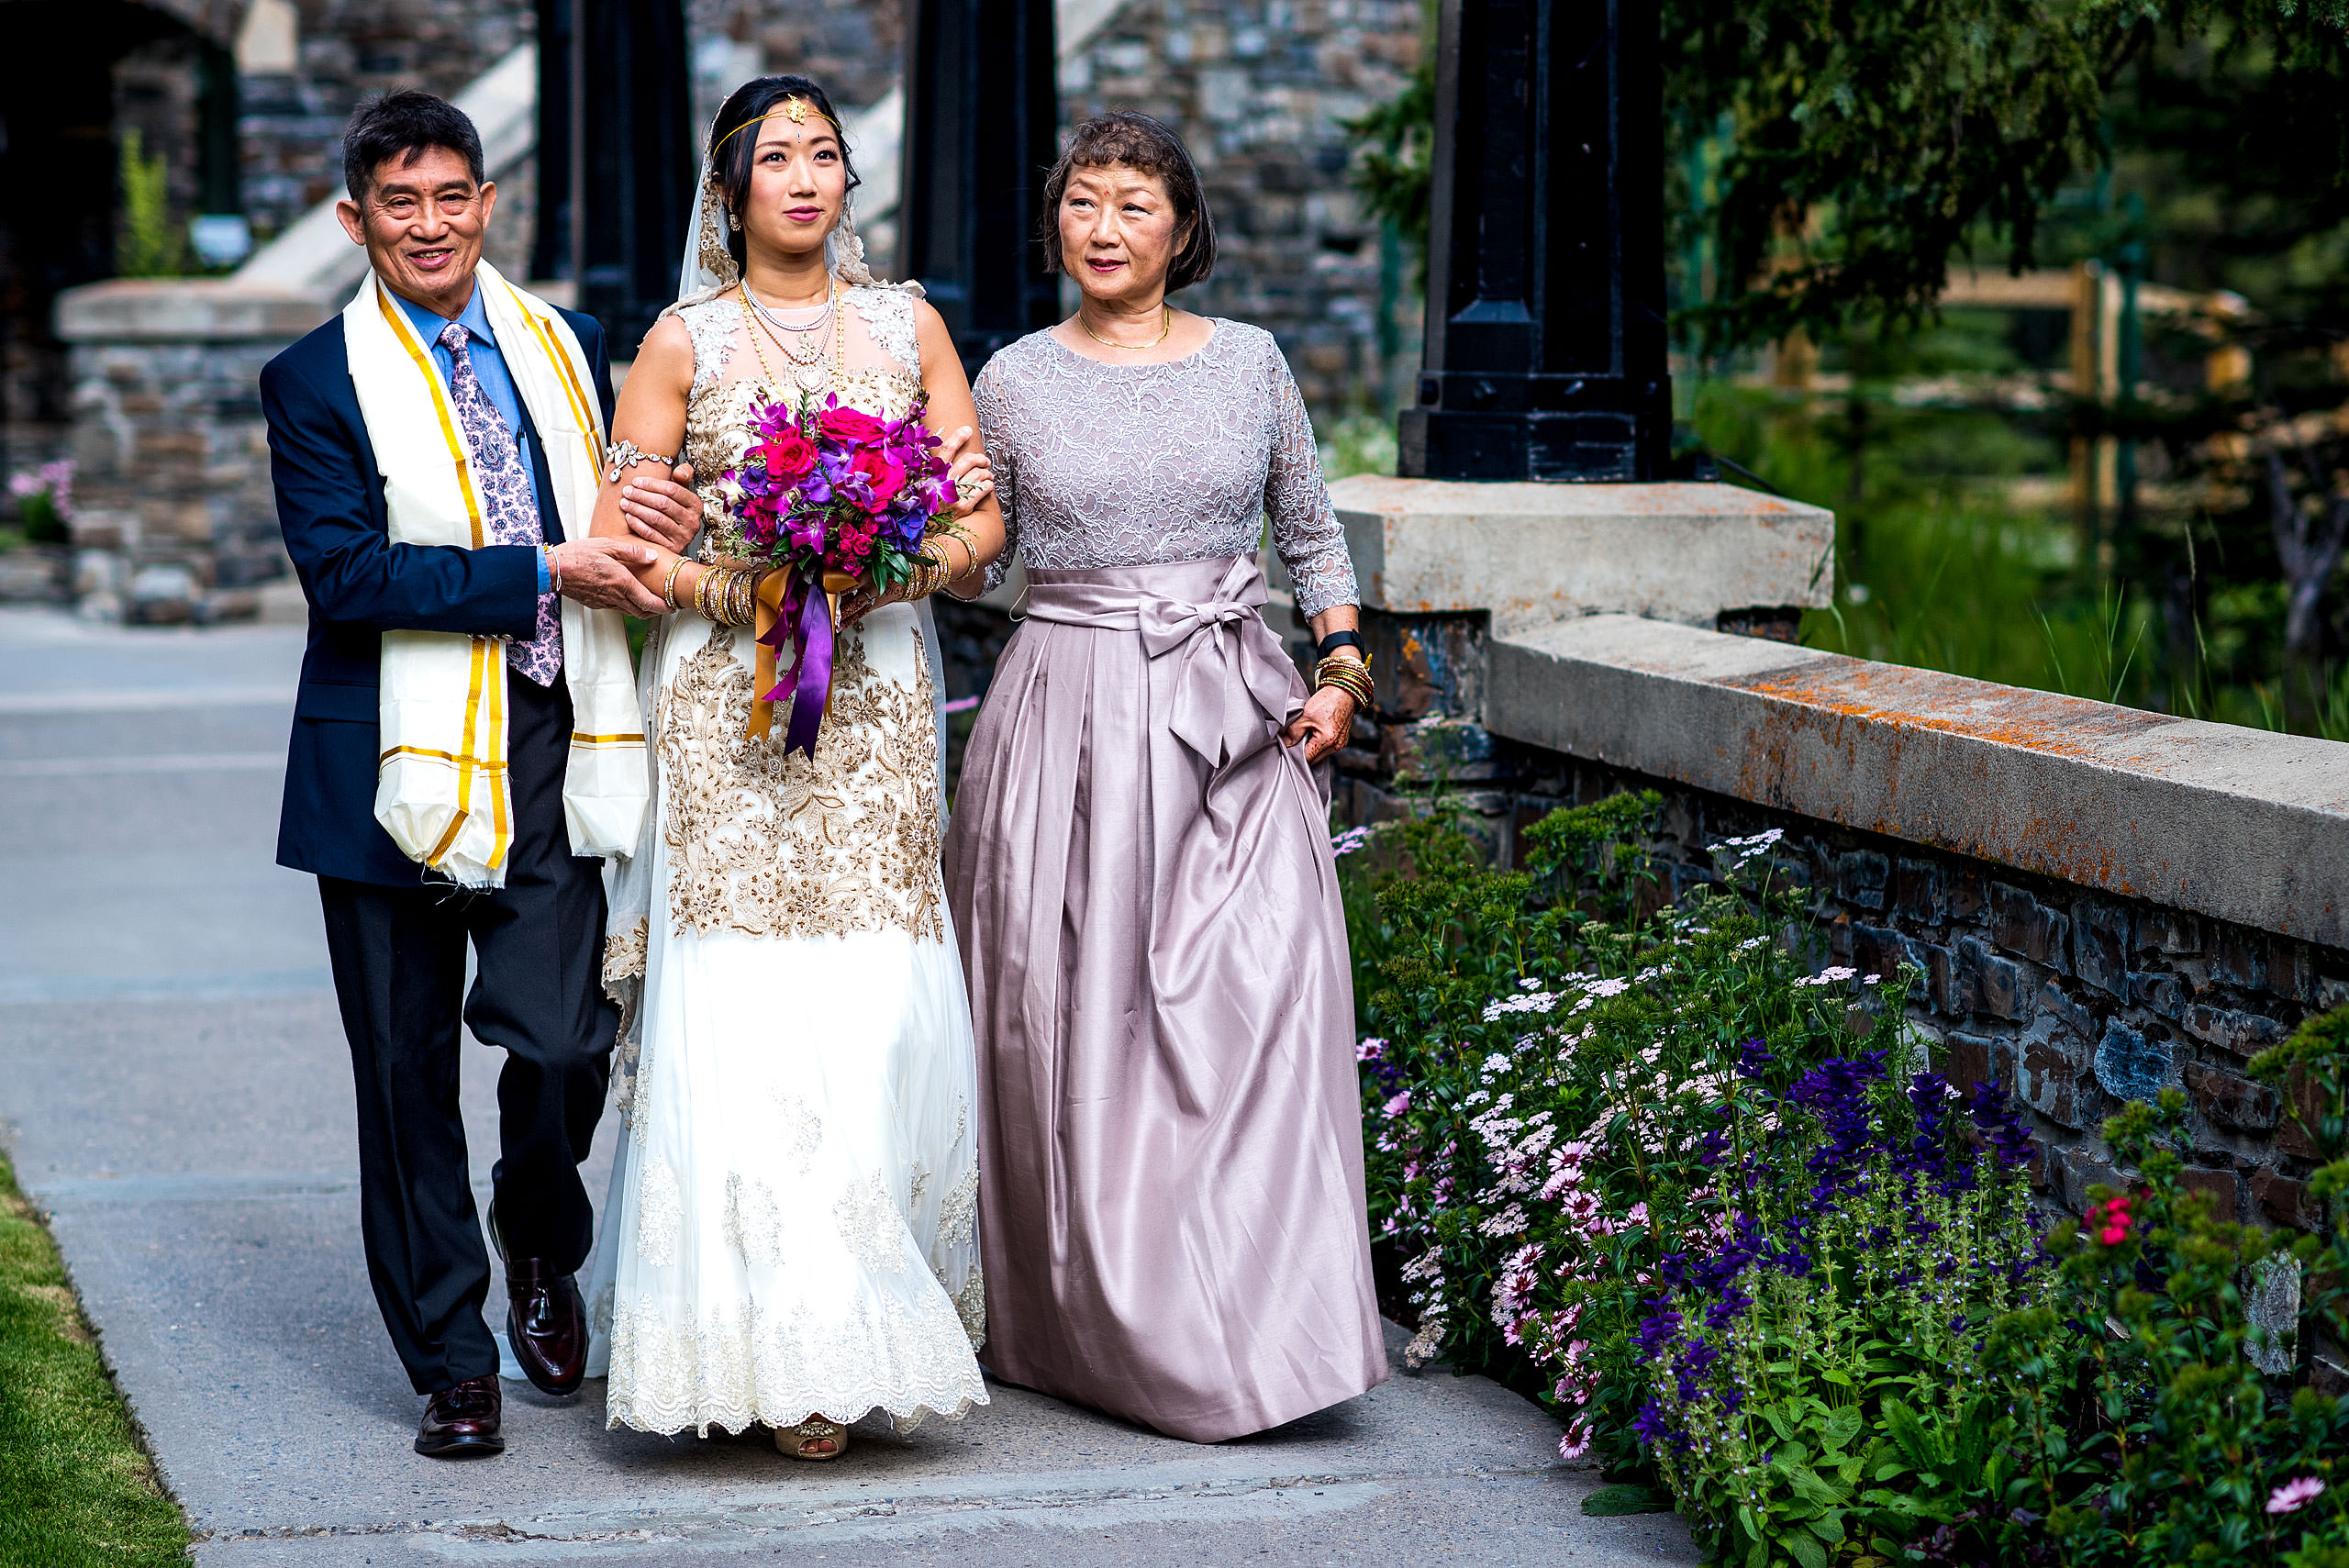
1343,794,2349,1565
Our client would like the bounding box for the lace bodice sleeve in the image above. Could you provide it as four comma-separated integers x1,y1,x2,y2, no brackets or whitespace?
974,358,1019,595
1257,341,1358,618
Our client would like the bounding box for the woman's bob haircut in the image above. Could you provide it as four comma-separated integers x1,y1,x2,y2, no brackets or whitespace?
1039,112,1217,294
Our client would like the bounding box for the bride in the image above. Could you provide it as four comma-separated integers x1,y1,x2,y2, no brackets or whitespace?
577,74,1005,1459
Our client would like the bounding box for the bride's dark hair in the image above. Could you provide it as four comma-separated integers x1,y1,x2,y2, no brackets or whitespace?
708,75,859,274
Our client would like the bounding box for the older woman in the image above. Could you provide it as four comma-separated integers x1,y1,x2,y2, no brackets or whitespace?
942,112,1386,1442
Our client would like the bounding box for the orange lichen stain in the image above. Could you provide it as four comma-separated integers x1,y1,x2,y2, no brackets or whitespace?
1721,658,2173,760
1712,659,2188,899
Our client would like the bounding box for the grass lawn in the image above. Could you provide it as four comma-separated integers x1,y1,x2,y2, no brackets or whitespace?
0,1149,190,1566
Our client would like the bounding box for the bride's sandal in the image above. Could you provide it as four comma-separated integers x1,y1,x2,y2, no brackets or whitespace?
776,1417,848,1461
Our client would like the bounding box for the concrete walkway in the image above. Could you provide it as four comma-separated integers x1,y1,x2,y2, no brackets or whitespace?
0,607,1700,1566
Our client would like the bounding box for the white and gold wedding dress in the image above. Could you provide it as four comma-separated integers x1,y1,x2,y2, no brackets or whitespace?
585,278,987,1439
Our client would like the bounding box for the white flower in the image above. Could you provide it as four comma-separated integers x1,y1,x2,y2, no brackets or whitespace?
1485,990,1562,1021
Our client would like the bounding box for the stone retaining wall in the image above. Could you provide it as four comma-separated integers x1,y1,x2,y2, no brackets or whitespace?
1327,599,2349,1253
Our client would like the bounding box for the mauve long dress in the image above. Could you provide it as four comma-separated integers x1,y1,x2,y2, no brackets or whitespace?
943,322,1387,1442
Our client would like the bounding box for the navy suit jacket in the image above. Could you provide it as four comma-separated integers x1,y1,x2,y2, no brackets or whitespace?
262,302,615,885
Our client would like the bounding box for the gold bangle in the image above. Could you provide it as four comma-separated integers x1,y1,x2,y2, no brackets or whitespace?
695,565,718,621
661,556,689,610
732,569,755,627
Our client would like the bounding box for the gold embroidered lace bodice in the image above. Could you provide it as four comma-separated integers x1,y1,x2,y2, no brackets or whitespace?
654,284,943,946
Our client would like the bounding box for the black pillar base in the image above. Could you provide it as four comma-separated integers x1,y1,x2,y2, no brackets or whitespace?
1400,374,1672,483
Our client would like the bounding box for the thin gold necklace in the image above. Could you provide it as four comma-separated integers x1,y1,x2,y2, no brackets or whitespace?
1079,305,1173,350
740,280,843,392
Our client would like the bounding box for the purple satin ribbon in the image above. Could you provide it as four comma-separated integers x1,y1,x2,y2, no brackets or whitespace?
757,569,835,759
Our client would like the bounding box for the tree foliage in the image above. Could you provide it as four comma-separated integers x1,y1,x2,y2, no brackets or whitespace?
1351,0,2349,354
1674,0,2347,351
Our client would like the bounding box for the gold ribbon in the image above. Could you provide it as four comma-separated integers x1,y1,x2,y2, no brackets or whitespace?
749,569,792,740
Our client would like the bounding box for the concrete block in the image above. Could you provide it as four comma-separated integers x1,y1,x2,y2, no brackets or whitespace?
1485,615,2349,950
2076,898,2131,997
2093,1020,2171,1106
2140,907,2202,957
1990,882,2070,969
2248,1257,2299,1374
1893,858,1944,922
2183,1004,2288,1059
1331,476,1834,638
2253,1166,2320,1229
2184,1060,2281,1132
1954,935,2026,1018
2019,1018,2094,1130
1837,850,1889,910
2132,971,2188,1019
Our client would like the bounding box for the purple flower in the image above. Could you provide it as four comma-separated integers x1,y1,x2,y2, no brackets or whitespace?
1631,1398,1682,1451
1704,1289,1750,1333
1632,1306,1682,1362
1967,1082,2036,1168
1734,1039,1776,1079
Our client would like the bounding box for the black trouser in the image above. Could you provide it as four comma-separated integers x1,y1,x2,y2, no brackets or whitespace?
317,671,616,1396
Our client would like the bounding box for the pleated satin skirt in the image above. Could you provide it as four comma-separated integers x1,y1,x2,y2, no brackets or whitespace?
942,556,1388,1442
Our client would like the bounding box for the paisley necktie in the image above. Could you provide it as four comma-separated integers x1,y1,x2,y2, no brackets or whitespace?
440,320,562,685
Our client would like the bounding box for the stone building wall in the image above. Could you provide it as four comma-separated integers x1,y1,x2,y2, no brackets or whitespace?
235,0,537,247
1060,0,1424,421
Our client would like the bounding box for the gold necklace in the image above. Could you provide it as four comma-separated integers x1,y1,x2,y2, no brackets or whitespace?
740,280,843,393
1079,305,1173,350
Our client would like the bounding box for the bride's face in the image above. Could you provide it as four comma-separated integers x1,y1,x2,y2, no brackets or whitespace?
739,106,848,265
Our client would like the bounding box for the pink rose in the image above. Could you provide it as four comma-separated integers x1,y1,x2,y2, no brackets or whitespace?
762,432,818,478
818,406,888,445
851,447,907,504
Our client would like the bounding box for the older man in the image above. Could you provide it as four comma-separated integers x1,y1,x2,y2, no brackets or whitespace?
262,90,689,1458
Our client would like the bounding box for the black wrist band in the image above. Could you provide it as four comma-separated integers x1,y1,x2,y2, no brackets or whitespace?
1316,629,1364,659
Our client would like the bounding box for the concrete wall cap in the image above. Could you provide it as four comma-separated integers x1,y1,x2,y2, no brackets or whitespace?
54,279,335,342
1330,473,1834,633
1491,614,2349,946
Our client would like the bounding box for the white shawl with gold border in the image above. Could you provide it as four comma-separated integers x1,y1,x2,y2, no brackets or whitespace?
341,261,648,887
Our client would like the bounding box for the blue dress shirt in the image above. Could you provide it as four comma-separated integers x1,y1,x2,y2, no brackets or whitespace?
393,285,551,591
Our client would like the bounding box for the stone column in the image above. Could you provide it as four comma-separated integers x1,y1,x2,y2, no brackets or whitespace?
1327,473,1835,848
53,279,328,623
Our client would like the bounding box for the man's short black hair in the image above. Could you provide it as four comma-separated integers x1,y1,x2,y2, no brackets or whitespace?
342,90,485,201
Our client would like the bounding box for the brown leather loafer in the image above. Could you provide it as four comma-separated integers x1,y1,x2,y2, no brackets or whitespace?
416,1374,504,1458
488,1202,588,1398
504,1257,588,1397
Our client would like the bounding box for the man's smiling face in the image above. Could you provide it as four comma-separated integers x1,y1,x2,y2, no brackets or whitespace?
336,144,496,317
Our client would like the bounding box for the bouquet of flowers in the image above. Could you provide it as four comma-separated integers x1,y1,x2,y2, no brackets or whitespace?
727,392,957,755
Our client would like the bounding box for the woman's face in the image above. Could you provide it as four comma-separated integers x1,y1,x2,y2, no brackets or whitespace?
737,104,848,265
1057,163,1185,307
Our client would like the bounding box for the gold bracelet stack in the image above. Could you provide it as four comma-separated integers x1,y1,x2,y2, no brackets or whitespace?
660,556,690,611
1314,651,1374,712
905,550,951,602
689,565,757,628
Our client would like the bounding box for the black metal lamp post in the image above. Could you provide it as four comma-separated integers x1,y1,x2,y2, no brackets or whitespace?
899,0,1062,382
1399,0,1672,483
533,0,696,350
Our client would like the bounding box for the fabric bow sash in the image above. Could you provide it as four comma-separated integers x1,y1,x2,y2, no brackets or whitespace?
1024,555,1300,766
